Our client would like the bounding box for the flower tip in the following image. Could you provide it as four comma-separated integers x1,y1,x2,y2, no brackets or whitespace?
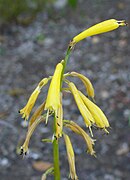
117,20,128,26
86,149,96,157
20,146,28,156
60,59,65,64
104,128,109,134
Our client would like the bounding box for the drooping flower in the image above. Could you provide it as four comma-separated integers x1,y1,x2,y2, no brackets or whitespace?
63,133,78,180
64,120,95,156
73,19,127,43
45,62,63,122
70,71,95,100
68,82,94,132
79,91,110,133
28,101,46,128
20,115,45,155
19,78,49,120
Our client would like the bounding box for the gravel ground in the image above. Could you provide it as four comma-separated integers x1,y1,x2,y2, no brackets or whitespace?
0,0,130,180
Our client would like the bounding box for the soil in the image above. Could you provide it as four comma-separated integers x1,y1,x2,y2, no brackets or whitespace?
0,0,130,179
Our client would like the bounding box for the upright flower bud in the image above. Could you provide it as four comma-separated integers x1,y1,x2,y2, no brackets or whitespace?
45,63,63,118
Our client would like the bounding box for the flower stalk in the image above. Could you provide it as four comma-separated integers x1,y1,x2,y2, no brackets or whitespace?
53,44,73,180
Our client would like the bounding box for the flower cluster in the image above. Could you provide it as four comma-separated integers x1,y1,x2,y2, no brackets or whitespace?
19,19,127,179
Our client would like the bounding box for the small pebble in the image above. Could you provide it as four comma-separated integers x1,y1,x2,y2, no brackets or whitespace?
0,158,10,168
116,142,129,156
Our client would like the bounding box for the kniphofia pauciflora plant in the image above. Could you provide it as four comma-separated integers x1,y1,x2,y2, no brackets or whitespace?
19,19,127,179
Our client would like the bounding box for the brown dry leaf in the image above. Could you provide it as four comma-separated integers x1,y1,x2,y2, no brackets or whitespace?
32,161,53,172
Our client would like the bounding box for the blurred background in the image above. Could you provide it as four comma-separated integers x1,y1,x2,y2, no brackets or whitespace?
0,0,130,179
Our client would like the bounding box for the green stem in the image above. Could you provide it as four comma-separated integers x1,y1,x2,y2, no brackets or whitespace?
53,140,60,179
53,43,73,180
61,46,72,89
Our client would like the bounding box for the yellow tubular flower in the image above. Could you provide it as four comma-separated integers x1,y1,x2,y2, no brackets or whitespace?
79,91,110,132
68,82,94,128
70,72,95,99
73,19,127,43
20,115,45,155
55,94,63,139
63,133,78,180
19,78,49,120
64,121,95,156
28,101,46,129
45,63,63,119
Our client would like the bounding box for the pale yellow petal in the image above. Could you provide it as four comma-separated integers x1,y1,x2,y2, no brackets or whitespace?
64,133,78,180
64,121,95,156
20,115,45,155
28,101,45,128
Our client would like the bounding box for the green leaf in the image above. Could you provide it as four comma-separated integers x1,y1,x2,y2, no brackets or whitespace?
68,0,77,8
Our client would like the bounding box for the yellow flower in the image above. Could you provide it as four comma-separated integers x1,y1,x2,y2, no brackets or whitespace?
55,94,63,139
73,19,127,43
70,71,95,100
64,120,95,156
68,82,94,129
20,115,45,155
45,63,63,120
19,78,48,120
79,91,110,133
28,101,45,129
63,133,78,180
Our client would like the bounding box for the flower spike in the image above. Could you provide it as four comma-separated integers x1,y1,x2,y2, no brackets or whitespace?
73,19,127,43
45,62,63,120
63,133,78,180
